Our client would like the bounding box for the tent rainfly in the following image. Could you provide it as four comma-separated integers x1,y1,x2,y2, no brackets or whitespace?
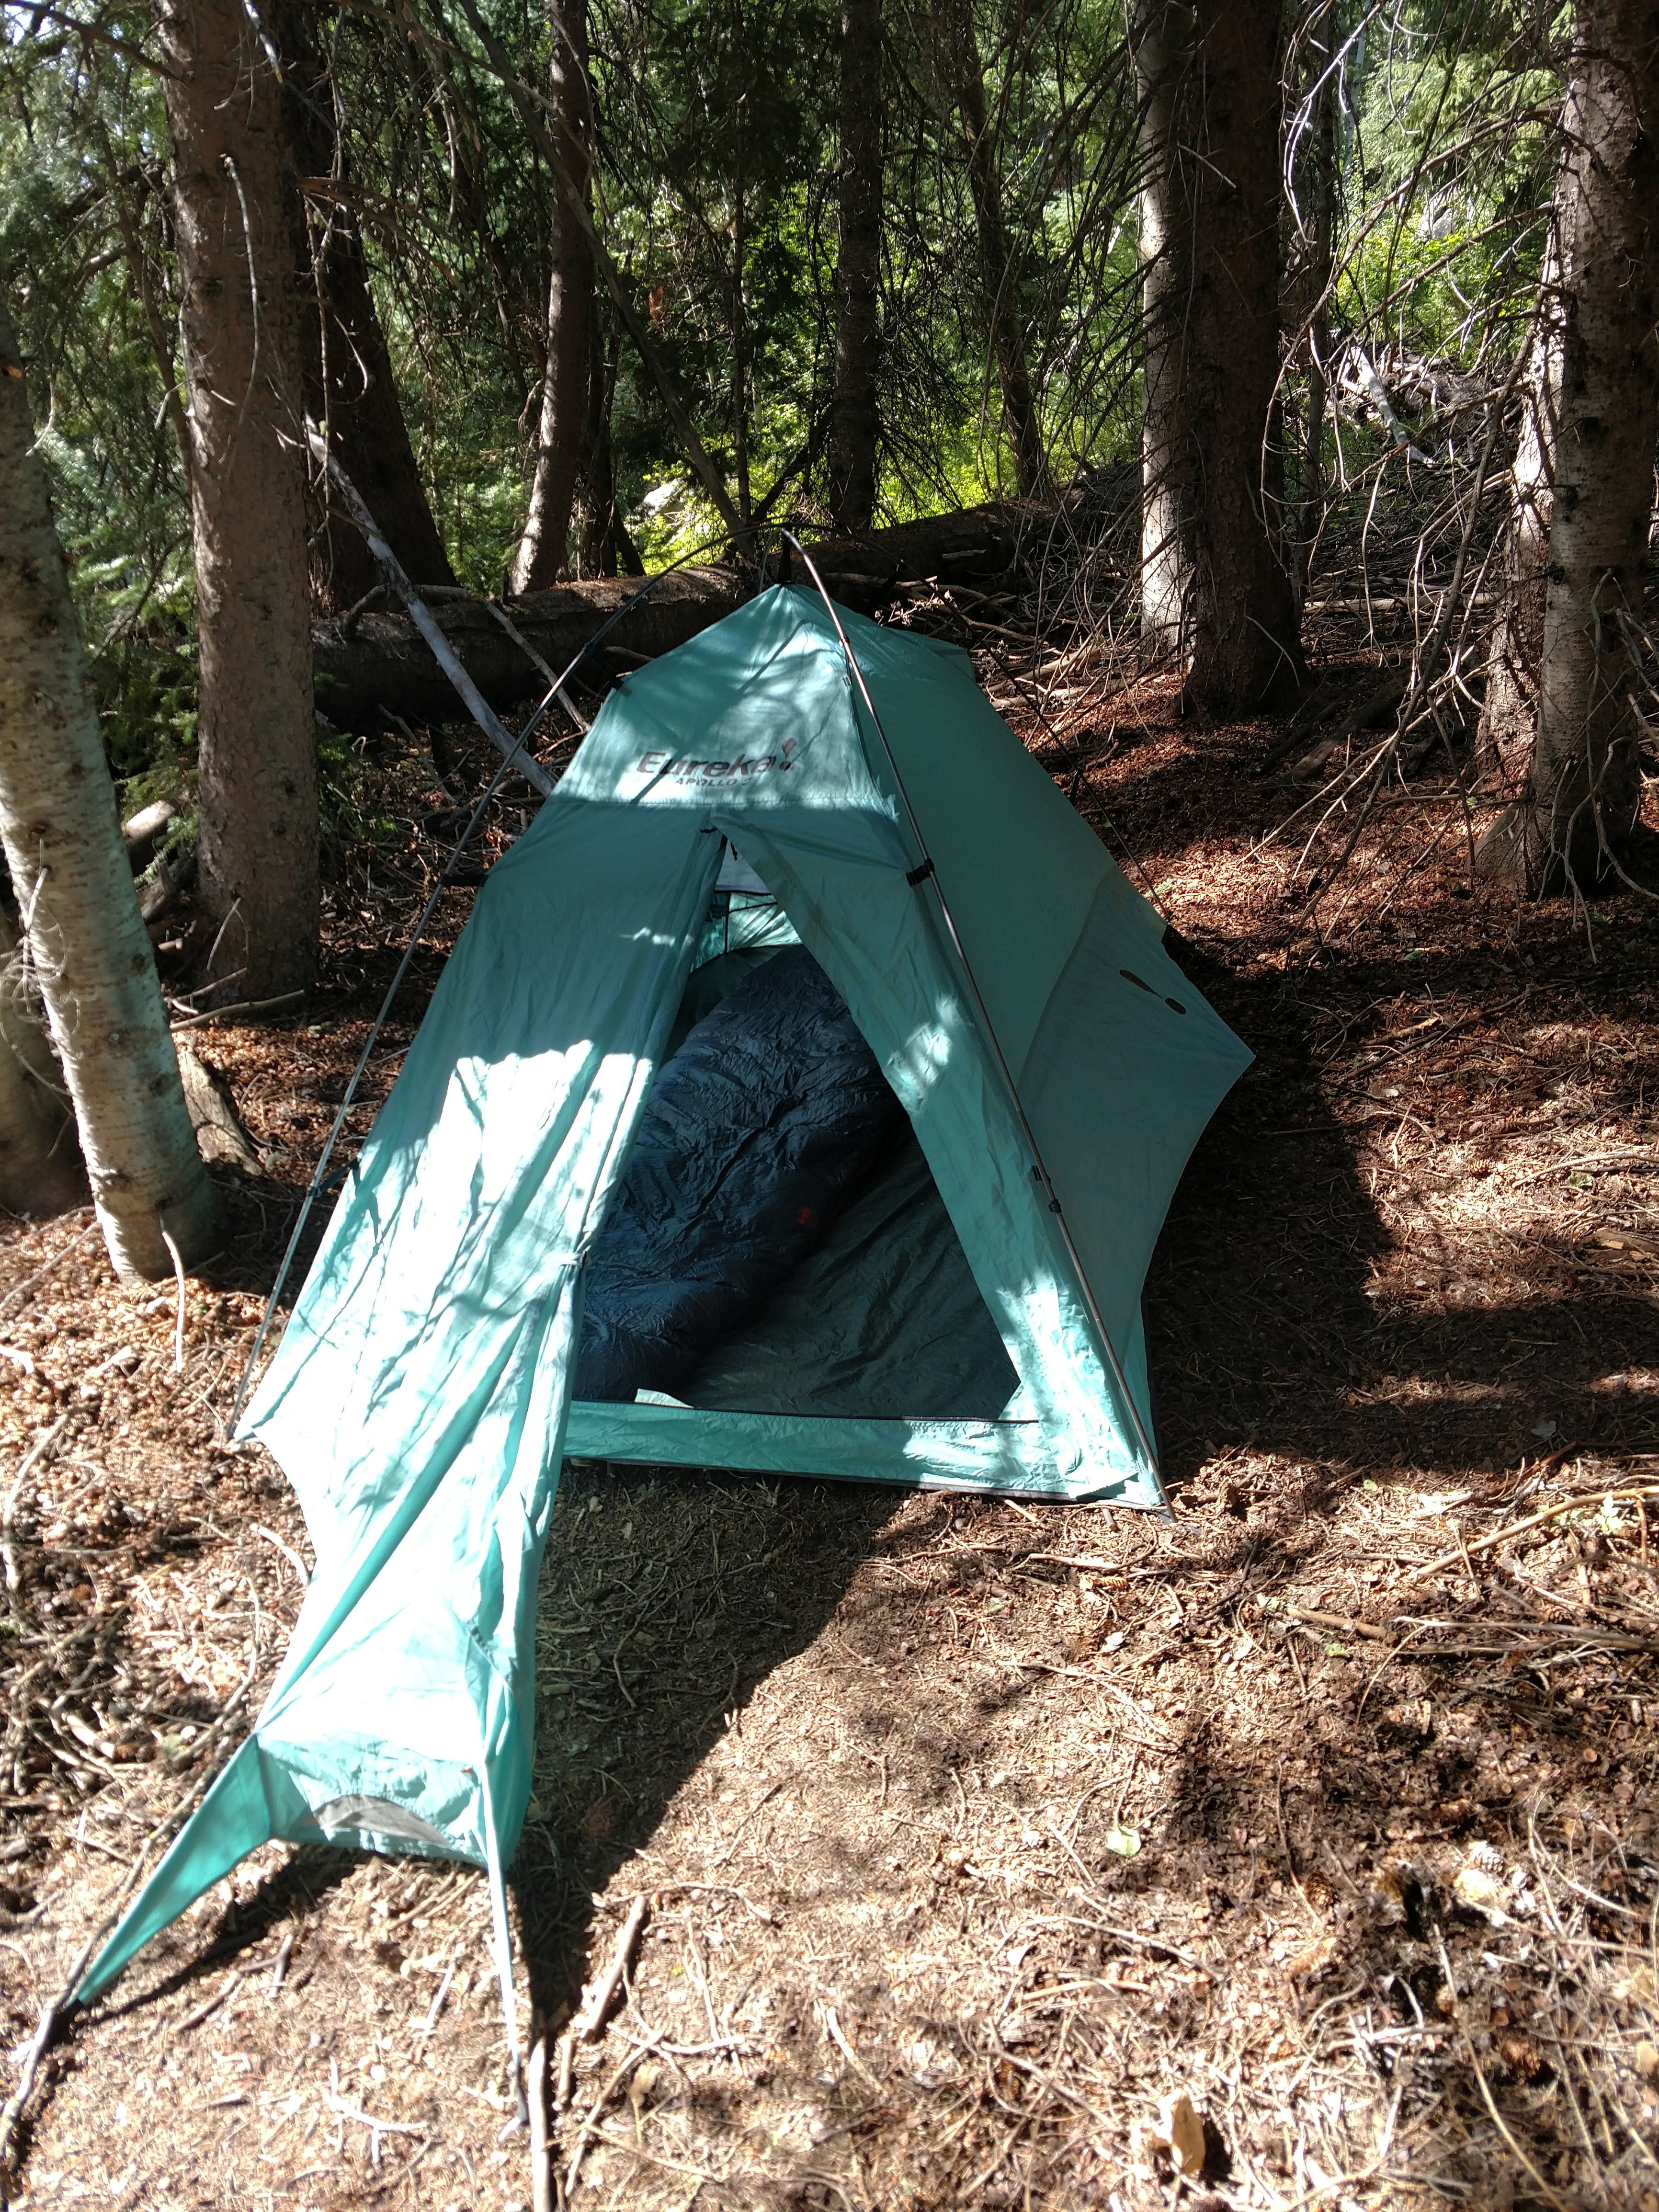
78,585,1250,2023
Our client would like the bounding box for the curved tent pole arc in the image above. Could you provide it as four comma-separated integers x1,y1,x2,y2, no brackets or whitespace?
778,533,1161,1485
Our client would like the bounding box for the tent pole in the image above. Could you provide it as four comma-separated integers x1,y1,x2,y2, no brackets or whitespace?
779,535,1161,1486
229,531,732,1434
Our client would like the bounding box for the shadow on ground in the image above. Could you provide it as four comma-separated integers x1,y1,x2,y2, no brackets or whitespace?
1149,945,1657,1489
508,930,1658,2043
515,1464,908,2026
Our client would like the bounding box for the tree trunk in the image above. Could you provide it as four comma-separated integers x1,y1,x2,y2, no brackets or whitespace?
313,506,1024,726
455,0,748,546
1130,0,1196,660
1285,37,1336,610
510,0,595,596
937,0,1048,499
0,289,219,1280
1476,231,1563,794
1183,0,1303,709
829,0,883,533
0,912,86,1220
1131,0,1303,708
274,1,456,614
574,311,645,578
160,0,319,1001
1477,0,1659,888
730,155,753,528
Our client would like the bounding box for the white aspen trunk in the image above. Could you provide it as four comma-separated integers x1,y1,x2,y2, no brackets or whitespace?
0,911,85,1220
0,290,220,1281
1477,0,1659,887
1477,231,1563,793
1131,0,1196,662
510,0,595,597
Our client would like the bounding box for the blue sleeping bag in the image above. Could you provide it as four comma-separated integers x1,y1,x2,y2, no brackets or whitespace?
575,947,908,1402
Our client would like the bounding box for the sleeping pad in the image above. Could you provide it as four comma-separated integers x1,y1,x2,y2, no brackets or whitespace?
575,946,909,1401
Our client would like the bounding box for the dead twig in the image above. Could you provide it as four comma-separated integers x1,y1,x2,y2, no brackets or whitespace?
825,2003,884,2090
0,1216,96,1328
560,2028,664,2199
267,1929,295,1997
570,1892,649,2041
1258,1594,1392,1641
0,1766,208,2187
527,2034,553,2212
178,1969,242,2031
2,1414,68,1596
1405,1483,1658,1585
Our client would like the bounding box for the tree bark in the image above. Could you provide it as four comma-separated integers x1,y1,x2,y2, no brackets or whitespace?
1285,36,1336,611
1476,231,1563,794
574,311,645,578
1183,0,1303,709
160,0,319,1000
274,1,456,614
937,0,1048,500
829,0,883,533
510,0,594,595
0,912,85,1221
454,0,748,545
312,506,1023,727
730,149,753,528
1130,0,1195,659
1477,0,1659,888
1131,0,1303,709
0,289,220,1280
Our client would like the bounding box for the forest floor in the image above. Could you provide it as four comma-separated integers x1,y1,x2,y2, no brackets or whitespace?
0,605,1657,2212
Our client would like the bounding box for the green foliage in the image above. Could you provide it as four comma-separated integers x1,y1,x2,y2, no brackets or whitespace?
1,10,198,805
1335,0,1562,368
3,0,1574,771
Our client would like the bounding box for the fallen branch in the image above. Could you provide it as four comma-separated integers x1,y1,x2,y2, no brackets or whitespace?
527,2035,553,2212
310,510,1023,729
571,1892,649,2041
305,427,555,799
1404,1483,1657,1584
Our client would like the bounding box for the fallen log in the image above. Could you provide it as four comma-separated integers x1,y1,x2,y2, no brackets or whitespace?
311,508,1025,730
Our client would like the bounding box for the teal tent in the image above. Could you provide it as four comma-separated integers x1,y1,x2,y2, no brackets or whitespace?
79,586,1250,2011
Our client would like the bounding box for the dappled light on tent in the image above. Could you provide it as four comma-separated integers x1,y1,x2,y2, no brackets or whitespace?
78,584,1249,2016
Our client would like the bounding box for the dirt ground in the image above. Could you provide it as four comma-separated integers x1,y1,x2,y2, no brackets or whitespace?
0,614,1656,2212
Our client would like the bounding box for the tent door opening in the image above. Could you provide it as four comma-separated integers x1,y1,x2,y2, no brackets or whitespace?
572,843,1025,1430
